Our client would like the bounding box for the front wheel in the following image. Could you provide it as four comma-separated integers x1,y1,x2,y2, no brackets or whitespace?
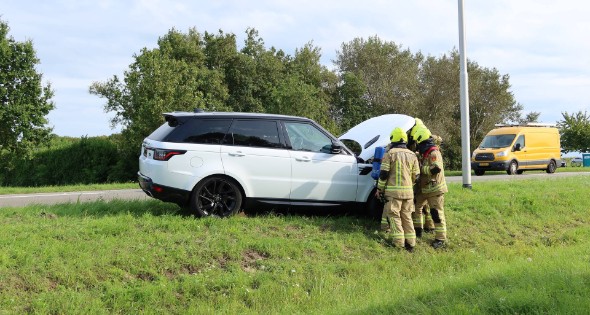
546,160,557,174
507,161,518,175
190,176,243,217
474,169,485,176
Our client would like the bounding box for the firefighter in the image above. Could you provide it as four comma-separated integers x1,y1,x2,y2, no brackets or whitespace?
375,127,420,252
412,126,448,249
413,134,443,237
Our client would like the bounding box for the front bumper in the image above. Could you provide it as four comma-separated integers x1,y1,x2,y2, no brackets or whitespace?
471,161,510,171
138,172,191,206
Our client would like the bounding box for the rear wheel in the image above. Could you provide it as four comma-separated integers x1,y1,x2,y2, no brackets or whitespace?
507,161,518,175
546,160,557,174
516,170,524,174
190,176,243,217
474,169,485,176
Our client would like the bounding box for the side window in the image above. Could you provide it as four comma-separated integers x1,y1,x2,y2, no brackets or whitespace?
224,120,283,148
515,135,525,149
284,122,333,153
165,119,231,144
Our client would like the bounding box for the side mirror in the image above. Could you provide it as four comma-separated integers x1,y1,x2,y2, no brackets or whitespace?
514,143,521,151
331,143,342,154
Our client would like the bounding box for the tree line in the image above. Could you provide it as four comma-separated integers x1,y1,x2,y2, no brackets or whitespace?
1,20,589,186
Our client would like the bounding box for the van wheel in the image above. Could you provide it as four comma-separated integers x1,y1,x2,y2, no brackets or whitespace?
546,160,557,174
516,170,524,174
507,161,518,175
474,170,485,176
190,176,242,218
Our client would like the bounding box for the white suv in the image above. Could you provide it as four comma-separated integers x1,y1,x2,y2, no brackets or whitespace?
138,110,415,217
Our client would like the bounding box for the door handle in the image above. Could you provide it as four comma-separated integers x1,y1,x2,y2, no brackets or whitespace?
229,151,245,157
295,156,311,162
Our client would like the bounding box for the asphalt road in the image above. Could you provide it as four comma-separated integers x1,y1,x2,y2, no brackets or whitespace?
1,172,589,208
0,189,150,208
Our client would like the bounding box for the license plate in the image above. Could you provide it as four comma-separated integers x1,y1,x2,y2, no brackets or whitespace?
479,162,489,166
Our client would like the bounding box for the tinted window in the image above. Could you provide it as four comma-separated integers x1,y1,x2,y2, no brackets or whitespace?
224,120,282,148
149,119,232,144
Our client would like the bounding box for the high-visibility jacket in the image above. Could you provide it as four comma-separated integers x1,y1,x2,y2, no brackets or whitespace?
418,147,448,197
377,147,419,199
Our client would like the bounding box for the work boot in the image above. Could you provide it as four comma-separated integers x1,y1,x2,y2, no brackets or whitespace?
431,239,446,249
404,242,415,253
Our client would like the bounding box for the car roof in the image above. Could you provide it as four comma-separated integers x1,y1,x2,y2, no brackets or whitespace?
163,111,311,122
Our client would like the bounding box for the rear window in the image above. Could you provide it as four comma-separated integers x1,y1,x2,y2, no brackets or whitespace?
147,119,232,144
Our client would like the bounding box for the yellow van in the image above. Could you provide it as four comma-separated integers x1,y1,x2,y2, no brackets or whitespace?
471,124,562,176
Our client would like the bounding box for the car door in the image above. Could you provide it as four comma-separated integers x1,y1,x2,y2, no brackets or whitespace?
512,134,528,167
284,121,358,202
220,119,291,199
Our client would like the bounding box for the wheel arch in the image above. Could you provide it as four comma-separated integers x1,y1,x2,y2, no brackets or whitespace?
191,173,247,200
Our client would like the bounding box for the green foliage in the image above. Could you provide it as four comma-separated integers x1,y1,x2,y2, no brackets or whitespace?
1,136,120,186
1,177,589,313
0,19,54,158
91,28,338,179
558,110,590,153
334,41,527,169
85,28,541,175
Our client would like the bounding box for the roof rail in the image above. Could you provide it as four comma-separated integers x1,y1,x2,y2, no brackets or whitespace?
494,122,557,128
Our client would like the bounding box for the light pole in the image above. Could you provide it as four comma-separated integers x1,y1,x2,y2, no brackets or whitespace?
458,0,472,188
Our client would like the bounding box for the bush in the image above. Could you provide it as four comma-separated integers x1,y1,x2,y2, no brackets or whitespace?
0,136,123,186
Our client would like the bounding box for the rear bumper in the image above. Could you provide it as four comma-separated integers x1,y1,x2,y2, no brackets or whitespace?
471,161,510,171
138,172,191,206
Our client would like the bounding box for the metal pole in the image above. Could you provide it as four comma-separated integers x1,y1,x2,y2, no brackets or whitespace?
458,0,472,189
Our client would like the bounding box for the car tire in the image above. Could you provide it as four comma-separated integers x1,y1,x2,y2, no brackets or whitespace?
507,161,518,175
546,160,556,174
474,170,485,176
190,176,243,218
516,170,524,174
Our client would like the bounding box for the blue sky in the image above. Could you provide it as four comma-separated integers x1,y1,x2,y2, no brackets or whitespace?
2,0,589,137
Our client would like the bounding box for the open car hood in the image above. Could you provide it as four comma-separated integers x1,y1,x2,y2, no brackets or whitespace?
338,114,415,162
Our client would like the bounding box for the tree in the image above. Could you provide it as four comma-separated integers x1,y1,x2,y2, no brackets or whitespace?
90,27,340,179
334,36,422,120
0,19,54,158
558,111,590,153
334,39,525,169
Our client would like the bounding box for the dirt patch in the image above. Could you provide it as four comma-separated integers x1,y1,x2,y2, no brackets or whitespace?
240,249,268,273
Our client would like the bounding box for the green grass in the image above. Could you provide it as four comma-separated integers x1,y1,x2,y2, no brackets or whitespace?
1,176,589,313
0,182,138,195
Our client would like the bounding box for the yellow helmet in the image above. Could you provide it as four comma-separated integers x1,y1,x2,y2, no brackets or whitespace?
390,127,408,143
412,125,431,144
410,118,425,138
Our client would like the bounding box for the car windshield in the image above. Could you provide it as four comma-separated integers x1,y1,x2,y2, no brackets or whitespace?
479,134,516,149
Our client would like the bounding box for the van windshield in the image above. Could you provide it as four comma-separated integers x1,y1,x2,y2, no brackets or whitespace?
479,134,516,149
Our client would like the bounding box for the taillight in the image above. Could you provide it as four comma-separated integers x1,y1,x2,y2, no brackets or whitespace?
153,149,187,161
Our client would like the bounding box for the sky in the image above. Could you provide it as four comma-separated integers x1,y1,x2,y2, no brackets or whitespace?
2,0,589,137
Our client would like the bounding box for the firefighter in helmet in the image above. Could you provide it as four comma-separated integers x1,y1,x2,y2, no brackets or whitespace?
375,127,420,252
412,125,448,248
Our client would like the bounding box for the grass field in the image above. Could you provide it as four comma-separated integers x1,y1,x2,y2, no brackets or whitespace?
1,176,589,314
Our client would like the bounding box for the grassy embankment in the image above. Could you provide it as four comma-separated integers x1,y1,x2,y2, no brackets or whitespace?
1,176,589,314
